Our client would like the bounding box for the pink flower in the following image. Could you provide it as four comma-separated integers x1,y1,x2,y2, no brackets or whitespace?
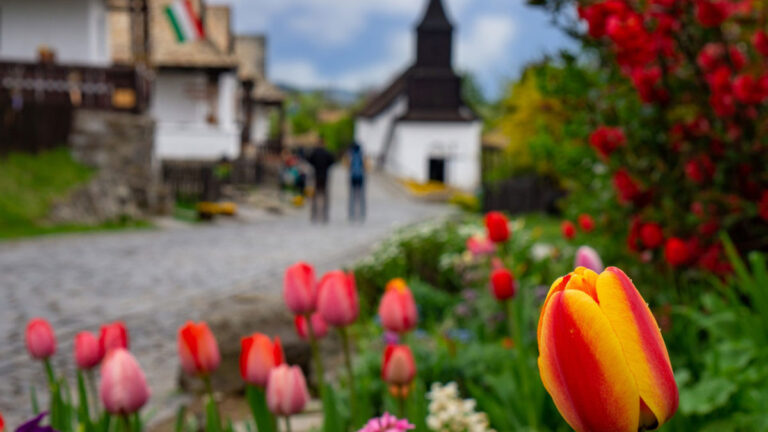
378,278,419,333
100,348,150,414
240,333,284,387
294,313,329,340
575,246,605,273
178,321,221,376
466,234,496,257
25,318,56,360
357,413,415,432
284,262,317,315
317,270,359,327
74,331,104,370
266,365,310,416
99,322,129,354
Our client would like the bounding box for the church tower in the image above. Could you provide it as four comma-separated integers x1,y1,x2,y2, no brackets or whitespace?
405,0,465,120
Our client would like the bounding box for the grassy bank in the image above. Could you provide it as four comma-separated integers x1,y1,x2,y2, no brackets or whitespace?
0,148,149,240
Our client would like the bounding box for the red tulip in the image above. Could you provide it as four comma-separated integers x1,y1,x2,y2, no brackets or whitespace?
74,331,104,370
484,211,510,243
100,348,150,414
538,267,678,432
640,223,664,249
382,345,416,386
317,270,359,327
695,0,731,27
561,221,576,240
25,318,56,360
240,333,284,387
284,262,317,315
266,365,310,416
378,278,419,333
0,410,4,432
294,313,329,340
99,322,129,354
577,214,595,233
754,30,768,57
178,321,221,376
490,259,517,301
664,238,689,267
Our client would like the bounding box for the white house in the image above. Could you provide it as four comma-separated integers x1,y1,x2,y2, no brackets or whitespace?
0,0,110,65
234,35,286,153
111,0,239,161
355,0,481,191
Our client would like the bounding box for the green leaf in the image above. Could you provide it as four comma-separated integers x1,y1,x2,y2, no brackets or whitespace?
30,385,40,415
77,370,92,432
174,406,188,432
205,397,223,432
245,385,275,432
679,377,738,415
322,384,343,432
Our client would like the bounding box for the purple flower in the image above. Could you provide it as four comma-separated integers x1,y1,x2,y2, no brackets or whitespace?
357,413,415,432
383,331,400,345
575,246,604,273
16,412,56,432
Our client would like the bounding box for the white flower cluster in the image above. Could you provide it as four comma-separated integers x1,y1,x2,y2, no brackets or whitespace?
426,382,495,432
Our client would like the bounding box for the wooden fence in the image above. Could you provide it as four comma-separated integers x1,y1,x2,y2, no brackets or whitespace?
0,61,151,155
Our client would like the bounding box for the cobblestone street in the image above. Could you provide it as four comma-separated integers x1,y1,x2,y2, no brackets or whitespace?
0,168,450,426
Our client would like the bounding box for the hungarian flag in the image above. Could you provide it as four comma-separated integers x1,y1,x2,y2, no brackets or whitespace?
165,0,205,43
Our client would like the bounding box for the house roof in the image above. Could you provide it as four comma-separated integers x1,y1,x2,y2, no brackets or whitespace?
357,67,410,118
110,0,238,69
253,80,286,104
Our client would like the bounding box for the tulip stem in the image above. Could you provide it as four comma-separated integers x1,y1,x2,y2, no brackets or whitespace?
43,359,56,389
284,416,293,432
397,395,406,419
304,313,326,397
120,414,131,432
339,327,357,424
202,375,222,429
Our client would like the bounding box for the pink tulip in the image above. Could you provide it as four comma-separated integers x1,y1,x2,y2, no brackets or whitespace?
241,333,284,387
575,246,604,273
378,278,418,333
266,365,310,416
284,262,317,315
178,321,221,376
25,318,56,360
382,345,416,386
74,331,104,370
99,321,129,354
100,348,150,414
294,313,329,340
317,270,359,327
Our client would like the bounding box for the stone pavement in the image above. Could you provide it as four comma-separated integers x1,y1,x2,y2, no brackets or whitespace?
0,167,450,427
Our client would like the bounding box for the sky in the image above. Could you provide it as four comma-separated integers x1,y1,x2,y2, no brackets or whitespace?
210,0,577,98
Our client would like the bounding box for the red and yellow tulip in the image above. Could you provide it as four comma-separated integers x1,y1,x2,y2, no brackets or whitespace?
537,267,678,432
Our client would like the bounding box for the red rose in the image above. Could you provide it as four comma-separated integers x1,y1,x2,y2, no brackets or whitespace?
613,169,642,204
685,155,715,184
561,220,576,241
664,238,690,267
589,126,626,157
754,30,768,57
640,223,664,249
759,190,768,222
695,0,732,27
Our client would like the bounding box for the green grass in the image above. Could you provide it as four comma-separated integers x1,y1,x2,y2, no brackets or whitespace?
0,148,151,240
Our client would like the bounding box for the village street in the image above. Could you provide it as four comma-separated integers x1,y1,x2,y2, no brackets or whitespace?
0,168,451,424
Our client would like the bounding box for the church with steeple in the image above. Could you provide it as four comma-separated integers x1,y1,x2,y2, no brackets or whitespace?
355,0,481,191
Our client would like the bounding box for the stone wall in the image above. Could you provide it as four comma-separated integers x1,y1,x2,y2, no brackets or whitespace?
49,109,170,224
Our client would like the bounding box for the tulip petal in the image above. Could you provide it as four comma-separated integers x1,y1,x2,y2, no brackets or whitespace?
538,290,639,432
596,267,679,428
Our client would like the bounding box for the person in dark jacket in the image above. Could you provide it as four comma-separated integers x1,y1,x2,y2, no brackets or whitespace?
308,138,335,223
348,142,366,222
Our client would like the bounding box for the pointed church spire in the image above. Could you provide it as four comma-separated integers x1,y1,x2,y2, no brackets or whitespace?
418,0,453,31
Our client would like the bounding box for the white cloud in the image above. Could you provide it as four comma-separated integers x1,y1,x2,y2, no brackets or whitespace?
457,14,518,74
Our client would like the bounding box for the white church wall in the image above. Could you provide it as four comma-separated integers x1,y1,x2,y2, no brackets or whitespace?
251,106,271,145
388,121,481,191
152,70,240,161
354,96,407,160
0,0,110,65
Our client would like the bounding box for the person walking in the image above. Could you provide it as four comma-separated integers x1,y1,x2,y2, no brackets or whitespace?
348,142,366,222
308,137,335,223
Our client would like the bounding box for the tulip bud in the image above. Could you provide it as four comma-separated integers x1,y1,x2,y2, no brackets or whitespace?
381,345,416,387
484,211,510,243
664,237,689,267
538,267,678,432
294,313,328,340
25,318,56,360
240,333,284,387
99,321,129,354
317,270,359,327
489,260,517,301
284,262,317,315
574,246,604,273
266,365,310,416
178,321,220,376
378,278,419,333
561,221,576,240
74,331,104,370
100,348,150,414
